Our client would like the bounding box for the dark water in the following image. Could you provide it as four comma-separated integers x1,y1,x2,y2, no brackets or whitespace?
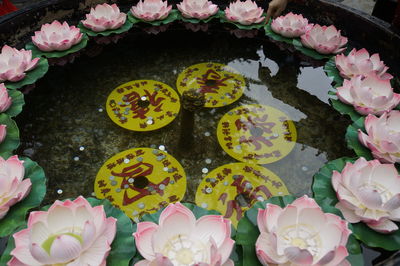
10,22,393,265
15,24,353,205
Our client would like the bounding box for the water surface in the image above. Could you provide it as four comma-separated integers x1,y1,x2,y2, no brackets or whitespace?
15,25,353,207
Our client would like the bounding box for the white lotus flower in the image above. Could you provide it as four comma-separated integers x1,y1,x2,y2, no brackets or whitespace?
333,157,400,233
82,3,127,32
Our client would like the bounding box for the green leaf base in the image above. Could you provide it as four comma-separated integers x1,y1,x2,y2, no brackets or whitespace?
345,117,374,160
128,9,180,26
4,58,49,90
179,10,224,24
292,39,333,60
313,157,400,251
4,89,24,117
219,15,267,30
78,19,133,37
264,19,296,45
329,89,363,122
25,34,89,59
324,57,344,86
88,198,135,265
0,114,19,158
0,157,46,237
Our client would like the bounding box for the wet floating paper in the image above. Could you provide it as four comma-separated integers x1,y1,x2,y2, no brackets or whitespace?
94,148,187,221
195,162,289,227
106,80,181,131
217,104,297,164
176,62,245,108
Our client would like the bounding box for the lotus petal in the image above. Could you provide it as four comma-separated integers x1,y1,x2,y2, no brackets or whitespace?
255,196,350,266
8,196,116,265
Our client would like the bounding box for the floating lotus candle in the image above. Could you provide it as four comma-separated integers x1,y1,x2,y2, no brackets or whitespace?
130,0,172,22
224,0,265,25
358,111,400,164
300,24,347,54
7,196,116,265
81,3,127,32
332,157,400,233
256,196,351,265
134,202,234,265
0,156,31,219
0,45,40,82
177,0,219,20
335,48,393,80
31,21,83,52
336,74,400,116
271,12,312,38
0,83,12,113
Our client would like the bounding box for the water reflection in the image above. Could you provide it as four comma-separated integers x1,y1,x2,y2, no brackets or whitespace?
15,26,352,207
297,66,332,104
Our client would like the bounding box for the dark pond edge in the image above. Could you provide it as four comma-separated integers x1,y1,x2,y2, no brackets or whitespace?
0,0,400,264
1,0,399,76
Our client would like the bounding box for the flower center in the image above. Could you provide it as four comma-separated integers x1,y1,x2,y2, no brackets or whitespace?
280,224,321,258
41,233,83,255
361,183,392,203
291,237,307,249
162,234,208,266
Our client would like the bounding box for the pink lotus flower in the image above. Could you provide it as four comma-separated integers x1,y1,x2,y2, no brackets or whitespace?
177,0,218,20
0,83,12,112
32,20,83,52
130,0,172,22
359,111,400,163
8,196,116,266
224,0,265,26
134,202,234,266
301,24,348,54
271,12,312,38
335,48,393,80
82,3,126,32
337,74,400,116
0,155,31,220
0,45,40,82
256,196,351,266
332,157,400,233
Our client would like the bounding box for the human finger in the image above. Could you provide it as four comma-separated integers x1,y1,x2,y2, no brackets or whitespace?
265,5,277,22
273,6,286,18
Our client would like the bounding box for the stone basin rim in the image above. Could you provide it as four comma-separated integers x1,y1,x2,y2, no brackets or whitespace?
1,0,399,75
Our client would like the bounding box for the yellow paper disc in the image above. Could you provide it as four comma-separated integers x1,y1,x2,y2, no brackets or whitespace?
106,80,181,131
176,62,245,108
195,163,289,227
94,148,186,221
217,104,297,164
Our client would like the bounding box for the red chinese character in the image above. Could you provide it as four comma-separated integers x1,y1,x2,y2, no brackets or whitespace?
101,188,111,196
97,180,106,187
120,89,166,119
107,163,116,170
168,195,179,202
136,149,145,156
106,196,115,202
111,162,170,206
222,168,232,175
173,173,182,182
236,115,277,150
162,160,171,167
